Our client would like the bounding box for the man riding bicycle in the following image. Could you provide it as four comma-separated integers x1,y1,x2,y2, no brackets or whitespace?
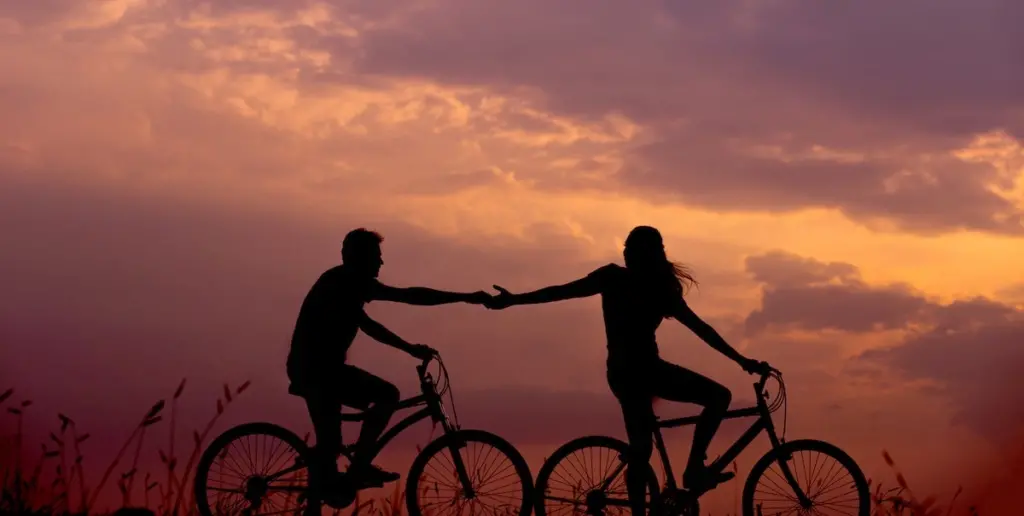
287,228,491,494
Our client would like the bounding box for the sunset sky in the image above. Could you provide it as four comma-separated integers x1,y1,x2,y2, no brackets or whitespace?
2,0,1024,513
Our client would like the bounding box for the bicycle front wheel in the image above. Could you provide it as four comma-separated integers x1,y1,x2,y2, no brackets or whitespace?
535,435,661,516
405,429,534,516
742,439,870,516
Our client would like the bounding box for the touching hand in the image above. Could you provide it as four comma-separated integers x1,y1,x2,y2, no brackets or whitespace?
409,344,438,361
484,285,515,310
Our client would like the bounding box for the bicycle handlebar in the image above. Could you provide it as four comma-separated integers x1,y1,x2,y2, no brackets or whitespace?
753,364,783,393
415,355,436,378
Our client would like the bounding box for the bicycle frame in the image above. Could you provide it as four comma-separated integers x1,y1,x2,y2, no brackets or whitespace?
337,359,458,463
653,375,781,493
268,358,463,485
596,371,810,505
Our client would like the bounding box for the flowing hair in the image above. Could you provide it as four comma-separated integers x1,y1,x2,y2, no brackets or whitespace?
668,259,699,297
624,226,698,316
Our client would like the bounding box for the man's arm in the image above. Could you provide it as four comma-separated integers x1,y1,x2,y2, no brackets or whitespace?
671,297,748,365
359,310,418,354
371,282,487,306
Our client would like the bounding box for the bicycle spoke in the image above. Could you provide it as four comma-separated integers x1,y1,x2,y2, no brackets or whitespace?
541,442,650,516
415,439,526,516
203,431,309,516
752,449,861,515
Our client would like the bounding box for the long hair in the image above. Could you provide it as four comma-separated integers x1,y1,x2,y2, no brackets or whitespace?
624,226,698,315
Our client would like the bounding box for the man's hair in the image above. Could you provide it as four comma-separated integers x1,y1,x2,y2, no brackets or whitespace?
341,228,384,263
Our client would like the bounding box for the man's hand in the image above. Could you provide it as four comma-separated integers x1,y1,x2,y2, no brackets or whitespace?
408,344,438,361
484,285,515,310
466,291,493,305
740,357,774,376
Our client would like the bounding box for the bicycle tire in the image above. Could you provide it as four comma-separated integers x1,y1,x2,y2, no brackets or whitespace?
405,429,534,516
534,435,662,516
742,439,870,516
194,422,318,516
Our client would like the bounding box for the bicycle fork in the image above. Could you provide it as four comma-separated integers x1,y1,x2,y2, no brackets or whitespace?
766,435,813,508
434,405,477,500
444,437,478,499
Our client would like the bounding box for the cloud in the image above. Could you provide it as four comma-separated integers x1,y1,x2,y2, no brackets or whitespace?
346,0,1024,235
743,251,932,334
739,249,1024,441
5,0,1023,239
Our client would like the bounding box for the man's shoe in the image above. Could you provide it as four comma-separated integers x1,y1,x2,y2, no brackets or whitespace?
350,463,401,487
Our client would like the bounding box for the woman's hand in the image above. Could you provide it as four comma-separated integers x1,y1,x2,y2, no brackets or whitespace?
484,285,515,310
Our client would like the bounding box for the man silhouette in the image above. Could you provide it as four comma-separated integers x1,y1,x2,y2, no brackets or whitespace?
287,228,490,492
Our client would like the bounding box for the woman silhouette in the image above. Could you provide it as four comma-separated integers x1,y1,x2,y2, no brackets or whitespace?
486,226,770,516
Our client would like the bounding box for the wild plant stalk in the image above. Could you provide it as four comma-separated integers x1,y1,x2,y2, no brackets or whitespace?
55,415,73,512
69,424,90,513
171,380,250,515
0,388,12,483
121,423,149,507
7,398,33,512
86,399,165,512
163,378,186,512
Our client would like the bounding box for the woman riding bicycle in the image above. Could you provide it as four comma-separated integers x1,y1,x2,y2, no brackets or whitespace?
485,225,772,516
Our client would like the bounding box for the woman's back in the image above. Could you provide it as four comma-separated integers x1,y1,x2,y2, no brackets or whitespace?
589,263,668,369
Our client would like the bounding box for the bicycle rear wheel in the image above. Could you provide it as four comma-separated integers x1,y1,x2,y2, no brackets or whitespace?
194,422,319,516
534,436,662,516
742,439,870,516
405,429,534,516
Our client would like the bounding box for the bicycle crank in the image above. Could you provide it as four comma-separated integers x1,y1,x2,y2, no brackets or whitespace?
658,490,699,516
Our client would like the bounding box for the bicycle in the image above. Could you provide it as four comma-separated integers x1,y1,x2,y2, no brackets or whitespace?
533,367,870,516
194,353,535,516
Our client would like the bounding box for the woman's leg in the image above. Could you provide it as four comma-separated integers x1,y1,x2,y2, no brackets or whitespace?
649,360,732,489
609,367,657,516
617,395,656,516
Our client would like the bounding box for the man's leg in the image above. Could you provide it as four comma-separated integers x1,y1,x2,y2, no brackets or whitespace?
648,360,733,490
337,365,401,484
302,392,343,488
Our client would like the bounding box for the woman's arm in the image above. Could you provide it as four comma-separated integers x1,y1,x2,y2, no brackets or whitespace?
671,297,749,365
489,272,603,309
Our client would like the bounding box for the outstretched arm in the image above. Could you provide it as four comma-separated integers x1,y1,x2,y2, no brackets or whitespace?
671,298,749,366
371,282,488,306
491,274,601,308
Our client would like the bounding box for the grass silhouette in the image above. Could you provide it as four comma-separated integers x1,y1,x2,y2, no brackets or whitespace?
0,384,986,515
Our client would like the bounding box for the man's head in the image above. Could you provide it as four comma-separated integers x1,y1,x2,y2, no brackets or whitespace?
341,228,384,278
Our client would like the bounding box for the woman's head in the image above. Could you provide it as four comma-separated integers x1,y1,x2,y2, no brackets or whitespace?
623,226,698,305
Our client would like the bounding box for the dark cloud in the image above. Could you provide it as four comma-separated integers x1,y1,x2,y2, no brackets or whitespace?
9,0,1023,235
342,0,1024,235
857,318,1024,443
743,251,932,334
624,132,1024,235
354,0,1024,138
745,251,860,288
740,249,1024,440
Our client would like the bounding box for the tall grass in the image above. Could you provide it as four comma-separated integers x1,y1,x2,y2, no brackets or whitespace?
0,380,252,516
0,385,992,515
